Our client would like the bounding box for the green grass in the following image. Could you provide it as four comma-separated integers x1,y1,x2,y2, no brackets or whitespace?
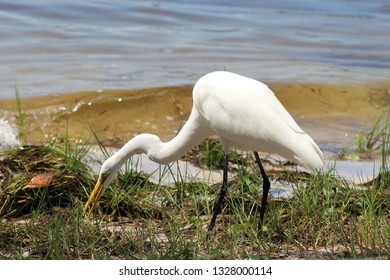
0,130,389,259
14,84,25,144
182,137,245,169
357,111,388,153
340,109,389,160
0,92,388,259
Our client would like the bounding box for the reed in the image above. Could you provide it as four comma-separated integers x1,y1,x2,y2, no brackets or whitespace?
356,110,389,154
14,84,25,144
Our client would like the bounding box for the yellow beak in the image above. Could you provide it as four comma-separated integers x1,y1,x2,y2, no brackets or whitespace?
83,176,105,219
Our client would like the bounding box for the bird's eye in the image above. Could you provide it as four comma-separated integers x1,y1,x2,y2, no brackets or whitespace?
101,172,109,182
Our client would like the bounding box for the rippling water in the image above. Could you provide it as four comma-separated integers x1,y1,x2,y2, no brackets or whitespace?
1,0,390,99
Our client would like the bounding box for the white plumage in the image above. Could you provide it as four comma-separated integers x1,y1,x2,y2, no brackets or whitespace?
84,71,324,231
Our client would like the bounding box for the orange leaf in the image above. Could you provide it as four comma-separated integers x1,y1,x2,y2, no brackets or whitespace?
23,173,55,189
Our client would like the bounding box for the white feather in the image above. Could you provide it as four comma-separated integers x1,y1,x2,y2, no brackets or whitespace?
86,71,324,209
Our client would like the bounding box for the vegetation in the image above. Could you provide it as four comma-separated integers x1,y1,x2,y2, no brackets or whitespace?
342,110,390,160
14,84,25,144
0,92,388,259
357,111,389,153
0,131,389,259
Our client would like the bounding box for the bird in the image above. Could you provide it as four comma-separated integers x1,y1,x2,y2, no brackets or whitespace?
83,71,324,232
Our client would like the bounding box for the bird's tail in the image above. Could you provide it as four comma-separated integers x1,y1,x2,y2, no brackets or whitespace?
294,134,324,170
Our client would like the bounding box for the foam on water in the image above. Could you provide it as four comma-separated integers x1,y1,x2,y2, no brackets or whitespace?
0,119,20,151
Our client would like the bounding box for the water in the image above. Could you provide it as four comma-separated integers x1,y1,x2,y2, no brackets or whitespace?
0,0,389,158
1,0,390,99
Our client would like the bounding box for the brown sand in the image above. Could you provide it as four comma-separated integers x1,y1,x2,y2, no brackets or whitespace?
0,81,389,150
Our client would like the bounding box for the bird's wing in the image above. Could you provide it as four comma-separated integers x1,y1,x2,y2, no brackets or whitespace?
194,72,305,137
193,71,323,169
265,87,306,135
193,71,306,145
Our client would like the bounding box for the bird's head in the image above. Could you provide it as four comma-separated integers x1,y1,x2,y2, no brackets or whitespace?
82,157,120,219
82,133,163,219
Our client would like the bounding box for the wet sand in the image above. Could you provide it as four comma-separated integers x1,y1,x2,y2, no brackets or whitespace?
0,81,389,154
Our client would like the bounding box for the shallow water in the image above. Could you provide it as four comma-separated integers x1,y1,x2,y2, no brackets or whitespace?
1,0,390,98
0,82,388,156
0,0,389,156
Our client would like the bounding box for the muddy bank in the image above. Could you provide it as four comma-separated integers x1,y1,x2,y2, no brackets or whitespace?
0,81,389,154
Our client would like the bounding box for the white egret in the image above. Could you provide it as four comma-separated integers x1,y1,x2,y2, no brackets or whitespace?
83,71,324,232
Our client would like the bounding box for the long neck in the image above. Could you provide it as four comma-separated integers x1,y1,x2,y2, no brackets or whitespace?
148,106,213,164
111,105,213,167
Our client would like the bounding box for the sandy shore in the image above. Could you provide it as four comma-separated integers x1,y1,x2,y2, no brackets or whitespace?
0,80,389,153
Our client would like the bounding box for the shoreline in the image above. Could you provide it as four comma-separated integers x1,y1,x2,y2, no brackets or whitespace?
0,80,389,155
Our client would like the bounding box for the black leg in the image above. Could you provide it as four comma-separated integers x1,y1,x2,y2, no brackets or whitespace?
254,152,270,231
208,153,229,232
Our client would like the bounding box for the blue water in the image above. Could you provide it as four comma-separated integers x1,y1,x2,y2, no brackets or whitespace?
1,0,390,98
